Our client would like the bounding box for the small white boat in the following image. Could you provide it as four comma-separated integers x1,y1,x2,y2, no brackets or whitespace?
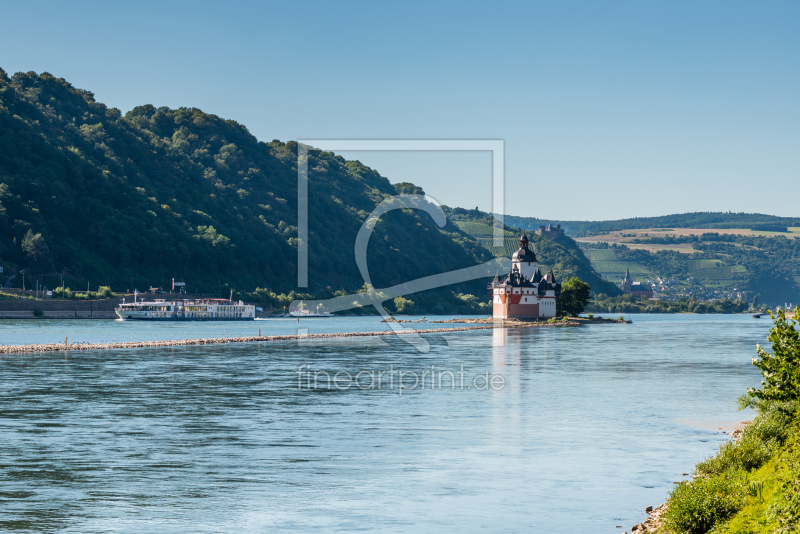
288,305,331,318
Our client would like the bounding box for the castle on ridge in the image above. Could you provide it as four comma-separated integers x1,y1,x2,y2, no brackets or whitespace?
488,234,561,318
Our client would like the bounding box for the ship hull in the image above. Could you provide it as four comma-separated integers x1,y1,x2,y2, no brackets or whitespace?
115,312,255,321
116,299,257,321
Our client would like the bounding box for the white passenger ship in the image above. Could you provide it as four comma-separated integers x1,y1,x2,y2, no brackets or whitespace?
116,299,256,321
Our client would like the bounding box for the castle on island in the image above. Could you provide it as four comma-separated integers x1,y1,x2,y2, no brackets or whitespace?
488,234,561,318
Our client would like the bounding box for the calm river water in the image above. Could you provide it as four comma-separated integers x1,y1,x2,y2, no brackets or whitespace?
0,314,769,533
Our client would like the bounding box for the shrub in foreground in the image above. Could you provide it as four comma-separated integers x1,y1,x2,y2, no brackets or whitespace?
695,410,789,475
662,473,746,534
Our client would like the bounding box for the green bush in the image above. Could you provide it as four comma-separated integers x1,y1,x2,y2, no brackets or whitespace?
695,410,789,475
662,473,747,534
96,286,113,298
53,286,73,298
749,309,800,403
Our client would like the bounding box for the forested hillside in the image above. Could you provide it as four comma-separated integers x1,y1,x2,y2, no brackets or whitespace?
504,212,800,238
0,69,492,300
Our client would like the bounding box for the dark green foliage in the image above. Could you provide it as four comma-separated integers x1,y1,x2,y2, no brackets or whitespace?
750,223,788,232
393,182,425,195
662,474,747,534
20,230,51,272
749,310,800,404
0,70,494,301
559,277,591,316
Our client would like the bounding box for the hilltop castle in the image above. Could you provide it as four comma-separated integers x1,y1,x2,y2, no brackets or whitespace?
535,223,564,238
488,234,561,318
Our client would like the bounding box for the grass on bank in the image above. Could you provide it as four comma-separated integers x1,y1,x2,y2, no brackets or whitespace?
656,309,800,534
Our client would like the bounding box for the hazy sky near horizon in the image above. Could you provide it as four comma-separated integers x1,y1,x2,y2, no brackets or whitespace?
1,1,798,220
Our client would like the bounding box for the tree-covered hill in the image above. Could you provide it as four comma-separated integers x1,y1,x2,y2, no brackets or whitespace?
0,69,492,297
504,212,800,238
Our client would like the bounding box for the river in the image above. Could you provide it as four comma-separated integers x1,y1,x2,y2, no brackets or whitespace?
0,314,769,533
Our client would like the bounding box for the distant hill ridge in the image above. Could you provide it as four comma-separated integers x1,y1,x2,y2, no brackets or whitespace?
502,212,800,238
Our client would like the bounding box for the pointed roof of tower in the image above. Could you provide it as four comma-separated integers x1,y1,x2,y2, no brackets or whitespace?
623,267,634,283
512,234,537,262
492,271,501,284
531,268,543,283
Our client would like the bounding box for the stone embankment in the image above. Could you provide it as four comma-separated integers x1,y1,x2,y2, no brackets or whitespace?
0,298,123,319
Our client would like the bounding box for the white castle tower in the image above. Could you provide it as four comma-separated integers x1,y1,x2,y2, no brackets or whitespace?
488,234,561,318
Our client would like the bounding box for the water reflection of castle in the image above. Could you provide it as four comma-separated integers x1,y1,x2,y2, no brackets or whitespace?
488,234,561,319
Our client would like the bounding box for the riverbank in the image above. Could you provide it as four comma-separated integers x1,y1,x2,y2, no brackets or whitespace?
626,310,800,534
632,412,799,534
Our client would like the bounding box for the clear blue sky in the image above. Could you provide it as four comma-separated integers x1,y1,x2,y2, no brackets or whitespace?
2,1,798,220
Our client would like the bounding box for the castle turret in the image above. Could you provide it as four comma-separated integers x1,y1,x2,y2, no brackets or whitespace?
511,233,537,279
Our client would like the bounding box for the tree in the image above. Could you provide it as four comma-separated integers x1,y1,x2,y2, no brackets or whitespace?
393,182,425,195
21,230,51,271
559,277,592,316
393,296,415,314
753,295,759,309
748,309,800,403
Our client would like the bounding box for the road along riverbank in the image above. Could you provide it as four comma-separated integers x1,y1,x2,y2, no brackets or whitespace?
0,321,590,355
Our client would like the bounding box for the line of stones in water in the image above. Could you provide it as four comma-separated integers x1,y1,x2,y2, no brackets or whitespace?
0,320,588,355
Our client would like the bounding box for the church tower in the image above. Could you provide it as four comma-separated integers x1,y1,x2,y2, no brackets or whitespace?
622,267,633,292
